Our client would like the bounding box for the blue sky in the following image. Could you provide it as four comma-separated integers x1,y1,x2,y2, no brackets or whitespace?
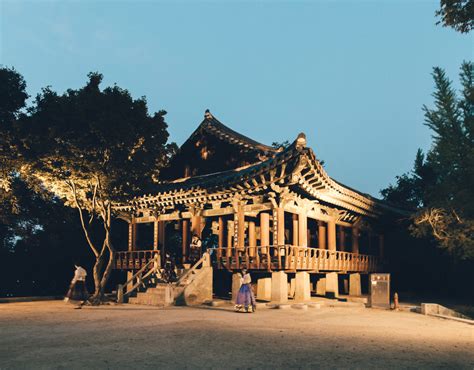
1,0,472,197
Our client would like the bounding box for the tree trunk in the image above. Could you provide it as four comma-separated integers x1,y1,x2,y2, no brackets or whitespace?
87,203,115,305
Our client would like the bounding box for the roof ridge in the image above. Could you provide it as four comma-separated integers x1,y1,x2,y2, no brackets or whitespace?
201,110,278,153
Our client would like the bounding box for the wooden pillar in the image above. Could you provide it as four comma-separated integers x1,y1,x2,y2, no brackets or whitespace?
274,207,285,246
292,214,299,246
379,234,385,259
128,222,134,251
182,219,189,260
234,204,245,249
191,215,202,238
328,219,336,251
298,212,307,247
352,226,359,254
227,220,233,257
260,212,270,250
318,221,326,249
338,225,346,252
153,220,159,250
248,220,256,257
368,230,373,254
158,221,166,255
218,216,224,249
132,223,137,250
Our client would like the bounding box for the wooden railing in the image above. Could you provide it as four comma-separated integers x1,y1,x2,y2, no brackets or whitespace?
215,245,380,273
117,254,161,303
114,250,161,270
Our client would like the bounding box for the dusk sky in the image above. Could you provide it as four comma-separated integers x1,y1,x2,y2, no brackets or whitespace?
1,0,472,197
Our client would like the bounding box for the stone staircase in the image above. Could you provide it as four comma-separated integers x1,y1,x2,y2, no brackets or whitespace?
128,284,174,306
125,253,213,307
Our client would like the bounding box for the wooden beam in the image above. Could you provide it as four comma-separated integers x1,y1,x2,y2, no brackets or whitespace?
133,216,156,224
202,207,234,217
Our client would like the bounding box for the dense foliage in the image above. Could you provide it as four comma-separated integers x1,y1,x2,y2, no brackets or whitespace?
436,0,473,33
382,62,474,260
0,69,176,301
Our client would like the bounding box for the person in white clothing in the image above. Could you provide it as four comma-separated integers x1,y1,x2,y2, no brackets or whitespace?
65,263,89,309
189,234,202,264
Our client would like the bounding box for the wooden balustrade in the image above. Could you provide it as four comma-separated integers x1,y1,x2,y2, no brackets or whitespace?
114,250,161,270
215,245,381,273
114,246,380,273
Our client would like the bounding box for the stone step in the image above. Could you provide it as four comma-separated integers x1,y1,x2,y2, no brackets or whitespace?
146,286,172,293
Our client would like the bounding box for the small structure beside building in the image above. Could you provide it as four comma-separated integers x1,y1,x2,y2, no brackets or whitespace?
114,110,404,305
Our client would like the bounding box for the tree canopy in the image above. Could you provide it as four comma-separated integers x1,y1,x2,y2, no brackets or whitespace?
7,71,176,302
0,67,28,192
382,61,474,259
436,0,474,33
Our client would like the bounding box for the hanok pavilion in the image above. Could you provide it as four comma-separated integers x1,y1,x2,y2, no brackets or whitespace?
114,110,404,305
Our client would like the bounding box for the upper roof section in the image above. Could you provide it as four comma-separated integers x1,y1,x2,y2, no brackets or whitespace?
120,127,407,219
159,110,279,180
200,110,277,154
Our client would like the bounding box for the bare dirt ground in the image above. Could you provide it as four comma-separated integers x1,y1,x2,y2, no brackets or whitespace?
0,301,473,369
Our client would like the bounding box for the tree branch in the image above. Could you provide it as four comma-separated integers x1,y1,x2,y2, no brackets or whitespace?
66,179,100,258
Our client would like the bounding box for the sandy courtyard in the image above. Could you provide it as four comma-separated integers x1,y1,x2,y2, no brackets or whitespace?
0,301,473,369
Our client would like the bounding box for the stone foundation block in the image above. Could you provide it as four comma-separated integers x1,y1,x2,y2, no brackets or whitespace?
316,278,326,296
325,272,339,299
257,278,271,301
295,272,311,301
271,271,288,303
289,278,296,298
349,273,362,296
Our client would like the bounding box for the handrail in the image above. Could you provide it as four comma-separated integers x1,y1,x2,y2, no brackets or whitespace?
114,250,160,270
175,251,210,287
117,254,160,303
215,245,381,273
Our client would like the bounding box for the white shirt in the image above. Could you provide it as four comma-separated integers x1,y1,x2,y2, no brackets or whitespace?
191,238,202,248
72,266,87,283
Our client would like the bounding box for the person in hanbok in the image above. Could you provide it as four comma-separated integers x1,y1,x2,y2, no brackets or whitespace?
235,268,256,313
65,263,89,309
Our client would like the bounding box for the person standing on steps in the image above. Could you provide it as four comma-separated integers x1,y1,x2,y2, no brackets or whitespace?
235,268,257,313
189,234,202,264
64,262,89,309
